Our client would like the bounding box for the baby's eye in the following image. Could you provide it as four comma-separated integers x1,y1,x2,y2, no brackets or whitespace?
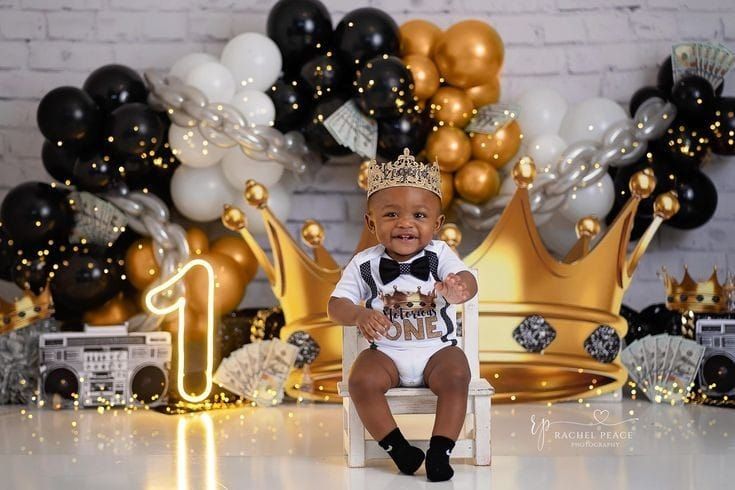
384,211,398,218
414,212,426,219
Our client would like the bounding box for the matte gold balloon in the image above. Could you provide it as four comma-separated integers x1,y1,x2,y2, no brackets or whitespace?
125,238,159,290
440,171,454,210
186,227,209,256
470,121,522,169
83,293,139,326
433,20,504,88
430,86,475,128
425,126,472,172
185,252,246,315
454,160,500,204
403,54,440,101
210,235,259,284
400,19,442,58
466,77,501,108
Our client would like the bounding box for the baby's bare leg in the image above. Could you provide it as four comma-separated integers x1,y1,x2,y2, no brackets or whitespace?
423,345,471,439
347,348,400,440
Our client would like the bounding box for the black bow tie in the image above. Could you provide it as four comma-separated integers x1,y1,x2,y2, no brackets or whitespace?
379,256,430,284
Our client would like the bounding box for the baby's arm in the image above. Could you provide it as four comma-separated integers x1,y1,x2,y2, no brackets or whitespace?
435,271,478,304
328,297,392,343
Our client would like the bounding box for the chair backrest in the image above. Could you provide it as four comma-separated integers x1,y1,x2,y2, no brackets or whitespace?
342,268,481,382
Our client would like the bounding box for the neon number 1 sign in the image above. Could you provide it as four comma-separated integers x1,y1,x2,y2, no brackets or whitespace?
145,258,215,403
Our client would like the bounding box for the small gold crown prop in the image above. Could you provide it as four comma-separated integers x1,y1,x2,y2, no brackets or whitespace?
660,266,724,313
367,148,442,199
222,155,679,404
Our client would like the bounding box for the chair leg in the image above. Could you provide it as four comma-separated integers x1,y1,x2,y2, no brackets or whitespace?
464,410,475,439
473,395,491,466
345,397,366,467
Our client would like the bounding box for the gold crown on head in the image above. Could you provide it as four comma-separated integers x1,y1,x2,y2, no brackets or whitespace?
367,148,442,199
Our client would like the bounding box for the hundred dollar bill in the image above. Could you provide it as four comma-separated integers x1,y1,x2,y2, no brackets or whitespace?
323,99,378,159
251,338,298,407
466,103,519,136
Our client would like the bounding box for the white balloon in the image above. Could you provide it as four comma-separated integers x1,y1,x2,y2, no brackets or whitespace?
169,52,218,81
538,212,579,258
558,97,628,145
221,33,282,92
515,88,568,140
559,173,615,223
230,89,276,127
185,61,236,103
233,182,291,235
221,147,285,189
168,124,226,168
171,164,237,222
527,134,567,173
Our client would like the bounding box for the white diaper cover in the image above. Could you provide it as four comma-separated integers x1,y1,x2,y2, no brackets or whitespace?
376,342,453,387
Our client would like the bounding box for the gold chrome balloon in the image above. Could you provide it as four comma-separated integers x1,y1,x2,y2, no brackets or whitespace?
403,54,440,101
430,86,475,128
433,20,504,88
454,159,501,204
425,126,472,172
125,238,159,290
186,227,209,256
185,252,246,315
470,121,522,169
211,235,259,284
440,171,455,210
399,19,442,58
466,78,501,108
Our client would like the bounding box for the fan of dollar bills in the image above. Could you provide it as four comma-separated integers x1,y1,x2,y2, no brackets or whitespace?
621,334,705,405
214,338,298,407
672,42,735,91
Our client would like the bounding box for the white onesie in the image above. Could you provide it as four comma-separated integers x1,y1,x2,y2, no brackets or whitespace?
332,240,470,387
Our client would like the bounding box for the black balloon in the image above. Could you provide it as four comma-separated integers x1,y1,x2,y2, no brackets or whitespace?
0,224,16,282
299,52,348,99
268,78,313,133
652,117,712,165
50,245,123,313
355,55,414,119
711,96,735,156
267,0,333,69
105,103,164,157
0,182,73,249
303,95,352,156
621,304,650,344
37,86,101,147
41,140,78,184
656,56,674,95
671,75,715,122
629,86,667,116
334,7,400,69
82,64,148,113
73,153,118,192
377,109,431,157
11,253,53,294
665,167,718,230
639,303,679,336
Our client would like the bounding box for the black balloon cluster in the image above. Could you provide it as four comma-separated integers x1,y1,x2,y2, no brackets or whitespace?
607,56,733,238
621,303,680,345
0,64,183,324
266,0,422,158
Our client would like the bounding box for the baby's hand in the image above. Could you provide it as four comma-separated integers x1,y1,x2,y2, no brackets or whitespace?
435,273,472,304
355,308,392,343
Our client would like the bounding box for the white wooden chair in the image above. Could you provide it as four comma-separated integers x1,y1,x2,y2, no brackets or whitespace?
337,269,494,468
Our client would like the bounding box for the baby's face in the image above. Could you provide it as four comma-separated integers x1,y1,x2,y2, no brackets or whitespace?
365,186,444,262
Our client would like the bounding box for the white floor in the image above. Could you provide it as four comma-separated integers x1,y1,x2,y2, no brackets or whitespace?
0,397,734,489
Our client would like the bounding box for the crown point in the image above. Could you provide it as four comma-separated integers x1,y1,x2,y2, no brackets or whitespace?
245,181,269,208
301,219,325,248
439,223,462,248
629,167,656,199
512,156,536,188
653,190,680,220
575,216,601,239
221,205,247,231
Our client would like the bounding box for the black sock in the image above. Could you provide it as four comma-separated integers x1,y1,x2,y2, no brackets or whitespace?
378,427,425,475
426,435,455,482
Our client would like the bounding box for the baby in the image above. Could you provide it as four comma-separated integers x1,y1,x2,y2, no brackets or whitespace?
328,149,478,482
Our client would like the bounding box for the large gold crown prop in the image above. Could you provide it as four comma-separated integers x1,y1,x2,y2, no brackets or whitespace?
222,157,679,404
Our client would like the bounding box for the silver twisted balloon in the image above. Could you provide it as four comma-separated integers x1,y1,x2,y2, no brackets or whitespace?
455,97,677,230
107,191,190,332
143,70,313,174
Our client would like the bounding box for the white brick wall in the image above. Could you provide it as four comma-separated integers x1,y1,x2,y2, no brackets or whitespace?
0,0,734,313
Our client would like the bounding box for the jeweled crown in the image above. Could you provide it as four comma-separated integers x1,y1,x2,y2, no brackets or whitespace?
367,148,442,199
660,266,725,313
